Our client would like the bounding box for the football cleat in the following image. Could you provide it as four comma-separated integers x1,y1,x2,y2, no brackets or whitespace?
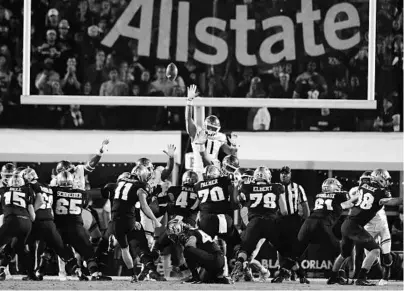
222,155,239,175
355,278,376,286
230,261,244,282
21,168,39,183
204,165,221,180
322,178,342,193
204,115,221,137
56,171,74,187
131,165,152,183
182,170,199,187
253,166,272,183
371,169,391,188
8,174,25,187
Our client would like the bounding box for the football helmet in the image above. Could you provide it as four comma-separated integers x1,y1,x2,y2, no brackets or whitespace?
222,155,240,175
322,178,342,193
21,168,39,183
13,167,27,176
117,172,131,182
131,165,152,183
371,169,391,188
136,158,154,173
234,168,254,182
182,170,199,186
359,171,372,185
8,174,25,187
56,171,74,187
204,165,221,180
204,115,221,137
253,166,272,183
1,163,15,183
56,160,75,174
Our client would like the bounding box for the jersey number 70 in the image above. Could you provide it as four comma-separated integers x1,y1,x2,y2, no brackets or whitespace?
198,187,225,203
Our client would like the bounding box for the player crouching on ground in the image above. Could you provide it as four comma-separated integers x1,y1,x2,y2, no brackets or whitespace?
167,219,232,284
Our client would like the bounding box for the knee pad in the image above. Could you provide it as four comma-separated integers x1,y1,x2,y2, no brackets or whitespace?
381,253,393,267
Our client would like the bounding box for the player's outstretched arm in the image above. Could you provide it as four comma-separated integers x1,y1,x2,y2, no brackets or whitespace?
161,144,176,181
278,193,289,216
185,85,198,140
380,197,403,206
221,133,238,156
84,138,109,173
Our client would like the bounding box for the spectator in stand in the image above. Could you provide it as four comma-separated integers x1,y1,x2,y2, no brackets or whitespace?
46,8,60,31
35,58,60,95
373,93,401,132
293,60,328,99
99,67,128,96
86,50,109,95
269,72,295,130
246,77,271,131
118,61,134,86
234,67,253,97
138,70,151,96
149,65,177,96
60,104,85,129
304,108,341,131
61,57,81,95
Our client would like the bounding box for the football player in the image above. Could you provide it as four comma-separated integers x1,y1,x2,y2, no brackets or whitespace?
274,178,356,283
194,165,241,277
136,144,176,249
221,155,240,177
349,171,393,285
52,171,111,281
0,174,36,280
185,85,238,180
50,138,109,278
328,169,393,286
153,170,200,277
111,165,165,282
231,166,288,282
0,163,16,225
15,168,86,280
167,219,231,284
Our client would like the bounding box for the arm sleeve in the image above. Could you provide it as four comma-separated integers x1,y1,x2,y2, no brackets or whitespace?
298,185,308,203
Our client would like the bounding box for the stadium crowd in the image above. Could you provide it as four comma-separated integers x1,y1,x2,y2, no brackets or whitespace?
0,0,402,131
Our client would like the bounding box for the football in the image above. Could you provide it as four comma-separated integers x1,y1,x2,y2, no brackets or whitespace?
166,62,178,81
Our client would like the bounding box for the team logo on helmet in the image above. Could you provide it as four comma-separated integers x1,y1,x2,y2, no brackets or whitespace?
370,169,391,188
1,163,16,183
21,168,39,183
359,171,372,186
253,166,272,183
56,160,75,174
222,155,239,175
131,165,152,183
56,171,74,187
321,178,342,193
182,170,199,186
204,165,221,180
204,115,221,137
8,174,25,187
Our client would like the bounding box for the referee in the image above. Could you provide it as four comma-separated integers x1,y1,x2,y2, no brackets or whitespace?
273,166,310,284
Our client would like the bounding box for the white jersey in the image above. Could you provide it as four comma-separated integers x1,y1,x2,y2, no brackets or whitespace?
191,127,226,174
50,164,86,190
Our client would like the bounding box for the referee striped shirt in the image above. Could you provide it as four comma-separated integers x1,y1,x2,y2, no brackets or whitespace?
284,182,307,216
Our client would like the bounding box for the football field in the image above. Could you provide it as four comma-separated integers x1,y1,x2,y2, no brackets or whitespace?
1,276,403,290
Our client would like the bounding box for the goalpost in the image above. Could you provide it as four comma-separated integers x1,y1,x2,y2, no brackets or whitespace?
21,0,377,110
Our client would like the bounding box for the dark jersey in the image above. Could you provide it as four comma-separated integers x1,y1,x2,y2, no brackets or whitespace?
239,181,284,220
31,182,54,221
311,191,348,224
52,186,88,224
101,182,116,204
111,179,148,221
0,181,7,216
187,229,222,254
0,185,34,219
150,185,171,218
194,177,232,214
167,185,198,218
349,183,390,226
